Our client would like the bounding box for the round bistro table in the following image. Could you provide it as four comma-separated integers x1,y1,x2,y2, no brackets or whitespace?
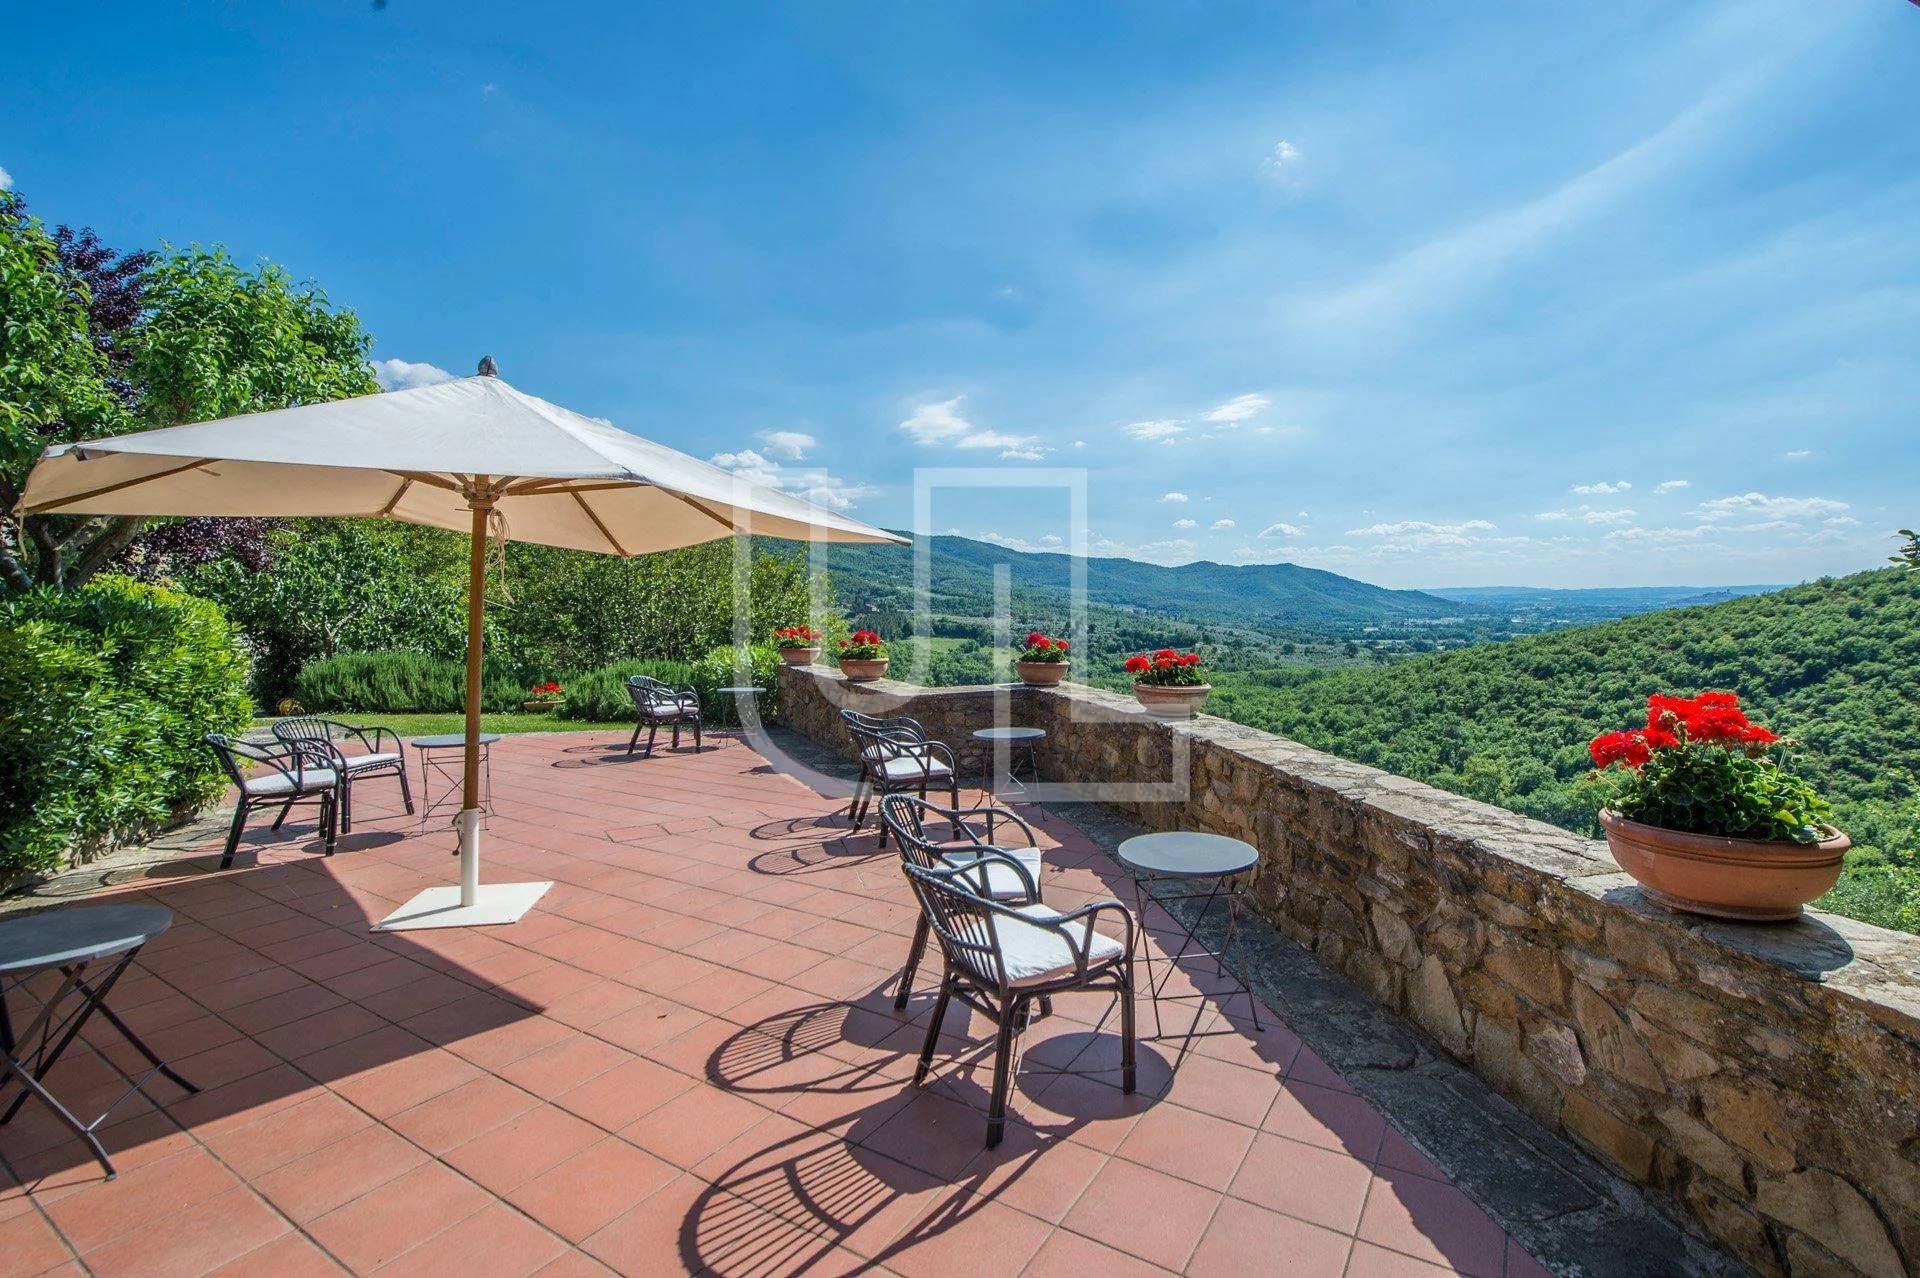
1115,831,1262,1035
971,725,1046,798
0,903,198,1179
712,686,768,736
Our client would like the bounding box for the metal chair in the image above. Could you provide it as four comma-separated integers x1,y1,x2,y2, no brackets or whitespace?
840,710,958,845
626,675,703,756
203,734,339,868
900,856,1136,1147
879,794,1045,1010
271,717,411,833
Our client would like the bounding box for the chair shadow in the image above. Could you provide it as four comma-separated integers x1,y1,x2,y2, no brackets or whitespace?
747,813,859,842
745,839,888,878
684,991,1175,1274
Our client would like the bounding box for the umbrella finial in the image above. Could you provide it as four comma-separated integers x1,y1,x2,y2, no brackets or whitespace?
477,356,500,377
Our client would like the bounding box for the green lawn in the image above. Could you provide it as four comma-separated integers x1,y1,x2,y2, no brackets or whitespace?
252,712,630,738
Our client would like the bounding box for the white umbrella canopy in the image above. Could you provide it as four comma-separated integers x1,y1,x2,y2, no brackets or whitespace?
19,365,904,930
22,370,895,554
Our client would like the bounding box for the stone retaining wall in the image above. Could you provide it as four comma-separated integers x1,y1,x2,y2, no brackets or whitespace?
777,665,1920,1276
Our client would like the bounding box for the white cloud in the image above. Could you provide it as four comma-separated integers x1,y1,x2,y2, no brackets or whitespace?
1781,449,1814,461
1264,140,1300,177
1825,516,1861,527
1571,481,1632,495
1696,492,1849,522
1072,440,1087,449
0,164,12,191
1605,526,1710,544
1210,519,1236,530
371,357,456,391
757,430,816,461
1655,479,1691,494
1346,519,1496,537
897,395,1042,456
709,448,872,512
1258,522,1305,539
1039,534,1063,546
1173,518,1197,529
999,445,1047,462
1123,419,1184,441
896,396,975,444
1161,492,1189,504
1539,507,1636,526
1201,394,1270,424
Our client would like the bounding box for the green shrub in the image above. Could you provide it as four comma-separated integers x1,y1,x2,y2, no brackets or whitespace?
0,576,253,883
690,645,782,727
554,660,697,721
294,649,523,714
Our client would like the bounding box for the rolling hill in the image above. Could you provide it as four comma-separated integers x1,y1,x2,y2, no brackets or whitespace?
1425,584,1783,623
817,533,1462,632
1207,567,1920,932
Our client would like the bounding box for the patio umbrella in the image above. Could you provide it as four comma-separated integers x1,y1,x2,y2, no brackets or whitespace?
18,360,904,930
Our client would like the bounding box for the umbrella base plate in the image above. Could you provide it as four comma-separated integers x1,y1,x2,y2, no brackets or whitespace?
373,882,553,931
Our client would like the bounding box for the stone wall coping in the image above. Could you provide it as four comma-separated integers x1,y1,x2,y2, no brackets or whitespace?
783,664,1920,1038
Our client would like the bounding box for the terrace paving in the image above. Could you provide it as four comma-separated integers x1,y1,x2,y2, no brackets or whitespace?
2,729,1568,1276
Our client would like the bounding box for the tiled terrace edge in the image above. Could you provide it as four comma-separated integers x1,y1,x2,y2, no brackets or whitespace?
777,665,1920,1277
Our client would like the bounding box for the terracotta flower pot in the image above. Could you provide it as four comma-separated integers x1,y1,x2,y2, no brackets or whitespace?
1133,683,1211,718
1015,660,1068,686
839,657,890,682
777,646,821,667
1599,809,1849,922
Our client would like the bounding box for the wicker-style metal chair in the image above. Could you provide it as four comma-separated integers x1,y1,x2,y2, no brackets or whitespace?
204,734,339,868
626,675,703,756
879,794,1045,1009
841,710,958,845
901,856,1137,1147
271,717,411,833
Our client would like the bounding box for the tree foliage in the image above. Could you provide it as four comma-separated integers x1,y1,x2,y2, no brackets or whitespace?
1206,567,1920,931
0,187,377,594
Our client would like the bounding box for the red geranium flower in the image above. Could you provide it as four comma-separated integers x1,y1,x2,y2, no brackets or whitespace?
1124,654,1150,673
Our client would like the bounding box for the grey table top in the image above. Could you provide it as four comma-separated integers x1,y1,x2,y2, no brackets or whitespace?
713,686,767,695
972,726,1047,742
0,903,174,977
1116,831,1258,879
409,733,502,749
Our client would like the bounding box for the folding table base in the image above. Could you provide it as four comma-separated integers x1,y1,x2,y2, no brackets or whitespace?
0,947,199,1180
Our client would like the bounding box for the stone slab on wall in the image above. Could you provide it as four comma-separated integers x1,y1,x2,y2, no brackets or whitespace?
777,664,1920,1277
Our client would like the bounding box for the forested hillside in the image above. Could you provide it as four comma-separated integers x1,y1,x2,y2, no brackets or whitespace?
1207,568,1920,931
820,534,1461,631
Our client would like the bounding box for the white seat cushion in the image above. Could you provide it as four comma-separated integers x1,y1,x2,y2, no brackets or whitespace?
876,755,953,782
245,768,337,797
940,848,1042,901
342,752,400,771
966,903,1126,988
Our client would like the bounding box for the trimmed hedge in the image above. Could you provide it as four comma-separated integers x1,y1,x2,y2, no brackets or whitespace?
690,645,782,727
0,576,253,884
554,660,697,722
293,649,524,714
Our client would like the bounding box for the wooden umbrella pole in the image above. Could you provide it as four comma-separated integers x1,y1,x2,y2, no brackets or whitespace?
458,479,493,907
463,484,492,812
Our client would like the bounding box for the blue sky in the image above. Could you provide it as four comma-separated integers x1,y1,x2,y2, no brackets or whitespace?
5,1,1915,587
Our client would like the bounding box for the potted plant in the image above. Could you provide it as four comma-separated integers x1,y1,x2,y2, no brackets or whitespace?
1014,630,1070,685
1590,692,1848,920
1125,648,1210,717
836,628,890,681
522,680,564,712
774,625,824,666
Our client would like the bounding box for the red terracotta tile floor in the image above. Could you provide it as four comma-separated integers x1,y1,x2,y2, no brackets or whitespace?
0,730,1548,1276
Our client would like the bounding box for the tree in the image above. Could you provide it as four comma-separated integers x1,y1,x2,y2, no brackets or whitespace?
0,191,378,593
1894,528,1919,571
0,194,125,592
